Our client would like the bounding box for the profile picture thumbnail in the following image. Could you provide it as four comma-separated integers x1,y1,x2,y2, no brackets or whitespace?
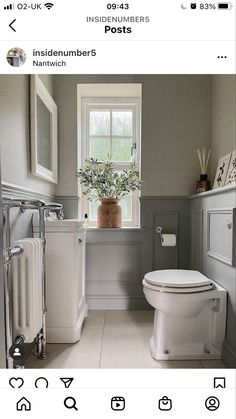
7,47,26,67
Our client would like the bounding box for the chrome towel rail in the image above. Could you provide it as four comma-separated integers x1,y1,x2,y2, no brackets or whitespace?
2,198,45,210
2,197,63,368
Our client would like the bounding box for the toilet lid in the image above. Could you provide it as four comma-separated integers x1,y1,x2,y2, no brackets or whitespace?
143,278,214,293
144,270,213,288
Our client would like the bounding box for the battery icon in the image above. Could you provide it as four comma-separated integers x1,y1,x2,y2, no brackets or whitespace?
218,3,232,8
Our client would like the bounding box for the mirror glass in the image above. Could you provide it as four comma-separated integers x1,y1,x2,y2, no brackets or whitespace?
37,96,51,170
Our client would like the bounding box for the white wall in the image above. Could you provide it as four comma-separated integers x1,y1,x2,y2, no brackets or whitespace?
53,75,212,198
211,75,236,181
0,75,55,196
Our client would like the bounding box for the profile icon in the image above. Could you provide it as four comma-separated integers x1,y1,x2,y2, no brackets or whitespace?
13,348,21,357
7,47,26,67
205,396,220,411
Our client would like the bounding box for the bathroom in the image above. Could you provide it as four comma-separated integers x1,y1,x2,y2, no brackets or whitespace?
0,74,235,369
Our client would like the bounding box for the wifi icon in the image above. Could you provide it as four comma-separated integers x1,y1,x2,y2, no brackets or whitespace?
44,2,54,9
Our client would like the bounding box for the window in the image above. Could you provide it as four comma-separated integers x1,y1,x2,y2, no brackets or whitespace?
79,89,141,227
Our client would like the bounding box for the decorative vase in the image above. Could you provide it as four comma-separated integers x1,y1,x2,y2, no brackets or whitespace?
97,199,122,228
196,174,211,193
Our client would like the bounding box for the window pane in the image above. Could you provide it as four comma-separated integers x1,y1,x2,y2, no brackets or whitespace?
90,111,110,136
90,200,99,221
120,194,132,221
90,136,110,160
112,137,132,161
112,111,132,136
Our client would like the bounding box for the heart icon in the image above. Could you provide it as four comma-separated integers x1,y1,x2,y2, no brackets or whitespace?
9,377,24,388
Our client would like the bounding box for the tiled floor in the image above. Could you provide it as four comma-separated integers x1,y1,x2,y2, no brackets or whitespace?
25,310,226,369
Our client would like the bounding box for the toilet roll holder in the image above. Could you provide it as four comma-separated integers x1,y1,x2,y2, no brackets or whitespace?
155,226,178,239
156,226,164,236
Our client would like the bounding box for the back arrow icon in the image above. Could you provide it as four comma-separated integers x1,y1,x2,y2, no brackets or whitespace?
9,19,16,32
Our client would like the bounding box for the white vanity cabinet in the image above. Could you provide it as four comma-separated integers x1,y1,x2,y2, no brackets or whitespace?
34,219,88,343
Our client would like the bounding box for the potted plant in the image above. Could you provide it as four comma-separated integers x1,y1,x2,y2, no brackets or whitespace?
76,158,142,228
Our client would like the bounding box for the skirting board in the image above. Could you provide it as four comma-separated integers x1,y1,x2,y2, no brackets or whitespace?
86,296,151,310
222,339,236,368
47,303,88,343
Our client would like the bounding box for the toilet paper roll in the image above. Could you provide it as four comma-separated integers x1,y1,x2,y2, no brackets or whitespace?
161,234,177,247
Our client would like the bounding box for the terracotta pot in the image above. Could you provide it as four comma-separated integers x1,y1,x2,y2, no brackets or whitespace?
97,199,122,228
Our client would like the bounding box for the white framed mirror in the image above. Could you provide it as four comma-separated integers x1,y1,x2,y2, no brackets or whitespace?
30,75,58,183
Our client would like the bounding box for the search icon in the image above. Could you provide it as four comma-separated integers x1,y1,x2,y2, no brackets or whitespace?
64,397,78,411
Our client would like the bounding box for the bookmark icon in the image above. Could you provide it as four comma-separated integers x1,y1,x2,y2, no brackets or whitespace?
60,378,74,388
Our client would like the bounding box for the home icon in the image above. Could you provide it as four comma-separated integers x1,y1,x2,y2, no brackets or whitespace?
16,397,31,411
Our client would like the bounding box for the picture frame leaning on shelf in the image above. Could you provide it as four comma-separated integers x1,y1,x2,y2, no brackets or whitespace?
225,150,236,186
213,152,232,189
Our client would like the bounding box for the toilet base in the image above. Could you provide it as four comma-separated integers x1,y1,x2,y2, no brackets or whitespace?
150,336,222,361
143,280,227,362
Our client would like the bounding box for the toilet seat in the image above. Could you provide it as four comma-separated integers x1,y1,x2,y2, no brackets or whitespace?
143,270,214,293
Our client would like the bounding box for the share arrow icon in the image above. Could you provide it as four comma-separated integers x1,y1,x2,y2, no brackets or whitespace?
60,378,74,388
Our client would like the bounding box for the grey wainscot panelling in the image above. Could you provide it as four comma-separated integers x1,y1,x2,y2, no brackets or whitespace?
207,208,235,266
141,197,191,272
86,197,190,310
190,185,236,368
86,228,150,310
191,209,203,271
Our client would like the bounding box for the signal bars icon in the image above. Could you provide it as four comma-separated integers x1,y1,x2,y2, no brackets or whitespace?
44,2,54,9
4,3,14,10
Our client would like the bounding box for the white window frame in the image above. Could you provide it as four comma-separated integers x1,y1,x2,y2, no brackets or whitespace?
78,88,141,228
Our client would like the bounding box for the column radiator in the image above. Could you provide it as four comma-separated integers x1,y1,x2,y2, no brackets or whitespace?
12,238,43,343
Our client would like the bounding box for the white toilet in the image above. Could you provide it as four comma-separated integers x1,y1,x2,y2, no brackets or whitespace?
143,270,227,360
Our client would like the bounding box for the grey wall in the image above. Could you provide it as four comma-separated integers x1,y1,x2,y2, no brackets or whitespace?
53,75,212,200
211,75,236,181
1,73,234,204
0,75,55,197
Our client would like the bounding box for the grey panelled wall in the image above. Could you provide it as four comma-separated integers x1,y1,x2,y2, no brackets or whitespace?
86,228,149,310
141,197,190,271
190,186,236,368
86,197,190,309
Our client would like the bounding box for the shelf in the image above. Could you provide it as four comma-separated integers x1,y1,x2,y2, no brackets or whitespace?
189,184,236,199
